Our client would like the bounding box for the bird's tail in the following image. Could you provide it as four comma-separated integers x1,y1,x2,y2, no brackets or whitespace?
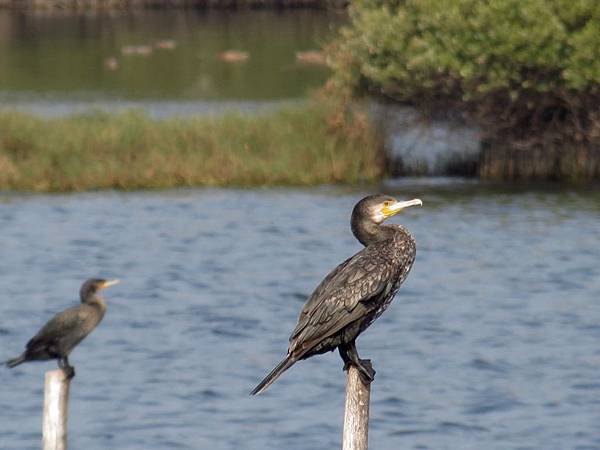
5,354,26,368
250,354,296,396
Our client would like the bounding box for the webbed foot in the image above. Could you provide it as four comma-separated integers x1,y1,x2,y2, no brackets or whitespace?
63,365,75,380
58,357,76,379
339,341,376,385
344,359,375,384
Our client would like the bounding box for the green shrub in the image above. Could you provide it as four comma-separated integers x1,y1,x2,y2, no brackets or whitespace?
331,0,600,98
327,0,600,179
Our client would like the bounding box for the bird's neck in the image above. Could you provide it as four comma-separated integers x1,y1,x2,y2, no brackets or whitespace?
83,296,107,314
352,218,399,247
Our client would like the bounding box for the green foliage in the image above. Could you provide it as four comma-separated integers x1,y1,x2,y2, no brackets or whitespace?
326,0,600,179
0,105,383,192
330,0,600,100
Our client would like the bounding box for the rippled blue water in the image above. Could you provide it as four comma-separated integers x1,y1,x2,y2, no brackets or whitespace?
1,183,599,449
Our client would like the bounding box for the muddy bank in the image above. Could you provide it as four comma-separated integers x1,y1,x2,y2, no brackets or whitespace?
372,103,480,177
373,103,600,181
480,139,600,181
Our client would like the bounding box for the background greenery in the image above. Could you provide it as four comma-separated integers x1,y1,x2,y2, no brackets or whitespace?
327,0,600,180
0,106,382,191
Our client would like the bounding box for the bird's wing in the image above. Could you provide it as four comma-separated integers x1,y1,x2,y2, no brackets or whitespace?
289,244,396,354
26,306,86,351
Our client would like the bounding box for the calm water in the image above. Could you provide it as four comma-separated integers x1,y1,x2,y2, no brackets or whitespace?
0,10,341,105
0,182,599,449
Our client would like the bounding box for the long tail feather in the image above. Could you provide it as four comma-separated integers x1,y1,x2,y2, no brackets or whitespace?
250,355,296,395
6,354,26,368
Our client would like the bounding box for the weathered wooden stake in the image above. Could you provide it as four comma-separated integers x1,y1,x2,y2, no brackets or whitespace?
43,369,70,450
342,364,371,450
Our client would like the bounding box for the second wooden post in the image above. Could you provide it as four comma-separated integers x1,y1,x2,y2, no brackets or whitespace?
43,369,71,450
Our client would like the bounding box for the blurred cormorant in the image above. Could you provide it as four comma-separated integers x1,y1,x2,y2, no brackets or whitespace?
6,278,120,379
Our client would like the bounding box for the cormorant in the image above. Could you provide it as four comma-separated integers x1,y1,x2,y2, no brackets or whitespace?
251,195,422,395
5,278,120,379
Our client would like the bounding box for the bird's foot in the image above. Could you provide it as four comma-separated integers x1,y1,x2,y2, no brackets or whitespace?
343,359,375,385
62,366,75,380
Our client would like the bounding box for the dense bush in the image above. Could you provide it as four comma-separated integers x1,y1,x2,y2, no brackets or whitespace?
328,0,600,179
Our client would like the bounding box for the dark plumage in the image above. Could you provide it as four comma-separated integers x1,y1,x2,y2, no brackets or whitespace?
6,278,119,379
251,194,422,395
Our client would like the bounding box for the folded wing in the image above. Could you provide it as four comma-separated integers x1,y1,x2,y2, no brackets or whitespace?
289,244,396,356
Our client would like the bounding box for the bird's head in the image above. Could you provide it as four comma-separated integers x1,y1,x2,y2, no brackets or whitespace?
80,278,120,303
351,194,422,246
352,194,422,224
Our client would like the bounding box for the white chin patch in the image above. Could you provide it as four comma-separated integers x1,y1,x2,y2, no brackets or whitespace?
372,210,385,223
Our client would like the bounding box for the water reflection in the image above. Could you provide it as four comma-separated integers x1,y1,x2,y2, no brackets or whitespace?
0,183,599,449
0,10,342,101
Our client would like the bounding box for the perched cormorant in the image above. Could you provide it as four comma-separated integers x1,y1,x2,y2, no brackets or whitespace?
5,278,119,379
251,195,422,395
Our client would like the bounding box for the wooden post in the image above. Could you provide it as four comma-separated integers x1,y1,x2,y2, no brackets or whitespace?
342,365,371,450
43,369,70,450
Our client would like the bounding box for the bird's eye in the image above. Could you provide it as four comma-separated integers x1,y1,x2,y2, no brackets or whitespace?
383,201,391,207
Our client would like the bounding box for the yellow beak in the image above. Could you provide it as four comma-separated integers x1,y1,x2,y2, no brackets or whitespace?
100,279,120,289
382,199,423,218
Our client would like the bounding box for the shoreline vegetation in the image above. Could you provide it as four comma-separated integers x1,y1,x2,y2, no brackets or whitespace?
0,105,383,192
2,1,598,183
327,0,600,181
0,0,346,9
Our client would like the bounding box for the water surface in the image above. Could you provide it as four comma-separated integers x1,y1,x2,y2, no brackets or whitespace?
0,10,341,106
0,183,599,449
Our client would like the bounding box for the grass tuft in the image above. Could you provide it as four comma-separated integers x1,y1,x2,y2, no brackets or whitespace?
0,104,383,192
